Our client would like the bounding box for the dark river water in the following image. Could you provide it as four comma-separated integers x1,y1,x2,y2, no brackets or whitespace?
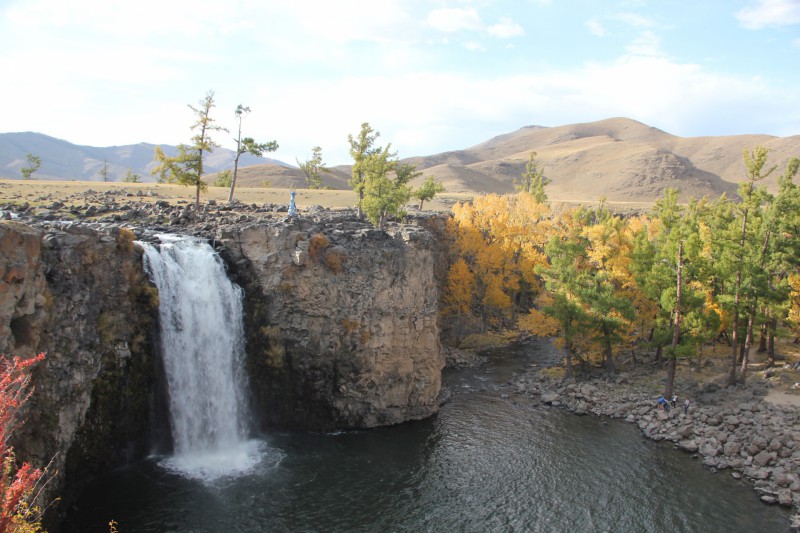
62,341,789,532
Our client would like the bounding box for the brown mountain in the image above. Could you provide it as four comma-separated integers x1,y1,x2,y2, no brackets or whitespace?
228,118,799,202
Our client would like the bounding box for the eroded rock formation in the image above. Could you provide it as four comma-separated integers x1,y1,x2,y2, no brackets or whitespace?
0,209,447,523
0,220,159,524
219,215,445,430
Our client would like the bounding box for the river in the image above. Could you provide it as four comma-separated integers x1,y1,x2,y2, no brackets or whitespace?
61,339,789,532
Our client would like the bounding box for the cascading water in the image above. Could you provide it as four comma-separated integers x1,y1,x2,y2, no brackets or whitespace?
141,235,263,481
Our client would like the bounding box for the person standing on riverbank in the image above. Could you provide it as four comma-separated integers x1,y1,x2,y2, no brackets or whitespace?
683,398,690,414
658,396,670,411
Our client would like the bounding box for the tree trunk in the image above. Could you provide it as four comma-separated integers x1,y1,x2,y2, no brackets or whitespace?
565,340,574,378
767,316,777,367
729,209,748,387
602,325,616,376
738,335,746,364
740,310,756,384
757,322,768,353
729,309,739,387
664,241,682,398
228,152,241,204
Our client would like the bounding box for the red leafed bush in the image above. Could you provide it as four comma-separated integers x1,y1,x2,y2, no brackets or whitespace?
0,353,46,533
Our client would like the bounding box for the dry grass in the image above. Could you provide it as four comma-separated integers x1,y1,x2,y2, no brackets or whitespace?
0,179,472,213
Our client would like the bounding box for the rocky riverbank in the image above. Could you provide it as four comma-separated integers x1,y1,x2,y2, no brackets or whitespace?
501,361,800,529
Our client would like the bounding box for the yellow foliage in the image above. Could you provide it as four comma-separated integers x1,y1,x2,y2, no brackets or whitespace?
518,307,560,337
446,193,555,328
788,274,800,333
445,258,475,314
483,276,512,311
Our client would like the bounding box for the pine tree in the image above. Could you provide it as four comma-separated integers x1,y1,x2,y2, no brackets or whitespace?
228,104,278,204
348,123,381,219
152,91,228,210
297,146,328,189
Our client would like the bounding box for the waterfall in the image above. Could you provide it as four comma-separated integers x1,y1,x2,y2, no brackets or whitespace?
141,235,262,480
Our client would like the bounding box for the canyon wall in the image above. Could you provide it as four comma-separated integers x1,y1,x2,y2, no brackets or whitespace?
0,211,447,520
219,215,445,430
0,220,159,523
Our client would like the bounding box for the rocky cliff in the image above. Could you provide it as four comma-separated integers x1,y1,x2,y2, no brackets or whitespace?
0,220,159,524
219,213,445,430
0,207,447,522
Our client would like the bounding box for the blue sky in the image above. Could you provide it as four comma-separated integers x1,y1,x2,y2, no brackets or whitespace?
1,0,798,166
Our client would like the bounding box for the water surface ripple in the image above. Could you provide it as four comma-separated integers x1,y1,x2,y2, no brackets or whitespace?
63,341,789,532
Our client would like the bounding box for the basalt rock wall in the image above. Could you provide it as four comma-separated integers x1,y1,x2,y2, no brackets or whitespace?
218,215,445,431
0,209,448,524
0,220,159,524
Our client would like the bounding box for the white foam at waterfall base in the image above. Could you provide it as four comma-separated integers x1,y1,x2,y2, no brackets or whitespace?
141,235,265,481
159,439,268,482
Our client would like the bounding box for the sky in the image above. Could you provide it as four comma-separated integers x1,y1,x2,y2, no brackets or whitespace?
1,0,799,166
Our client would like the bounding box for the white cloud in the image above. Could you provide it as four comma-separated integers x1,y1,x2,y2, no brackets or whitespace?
586,19,607,37
278,0,418,44
426,7,483,33
614,12,656,29
736,0,800,29
625,30,664,57
252,51,799,166
488,17,524,38
1,0,797,167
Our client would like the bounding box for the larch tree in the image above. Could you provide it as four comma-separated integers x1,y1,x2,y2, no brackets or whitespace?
535,209,593,377
348,122,382,219
122,169,141,183
577,206,636,376
297,146,329,189
228,104,278,204
361,148,413,228
516,151,550,204
98,160,110,182
718,146,776,385
412,175,445,210
447,193,552,332
20,154,40,181
758,157,800,365
152,90,228,210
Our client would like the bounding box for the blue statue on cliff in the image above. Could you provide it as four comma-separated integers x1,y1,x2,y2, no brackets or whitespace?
288,190,298,220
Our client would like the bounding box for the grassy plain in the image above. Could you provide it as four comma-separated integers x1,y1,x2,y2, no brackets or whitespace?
0,179,475,212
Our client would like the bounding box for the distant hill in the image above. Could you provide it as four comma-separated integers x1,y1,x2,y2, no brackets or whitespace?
0,132,289,182
397,118,800,202
3,120,799,203
228,118,800,203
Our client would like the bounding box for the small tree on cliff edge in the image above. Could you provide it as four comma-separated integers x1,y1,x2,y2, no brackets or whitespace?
152,91,228,210
516,151,550,204
228,104,278,204
0,352,47,533
412,175,445,210
20,154,40,181
348,122,382,219
297,146,329,189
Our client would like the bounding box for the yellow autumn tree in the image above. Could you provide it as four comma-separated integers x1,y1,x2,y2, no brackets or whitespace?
446,193,553,331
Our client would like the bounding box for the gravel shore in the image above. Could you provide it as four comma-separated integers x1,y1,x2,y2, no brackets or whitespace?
500,361,800,529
